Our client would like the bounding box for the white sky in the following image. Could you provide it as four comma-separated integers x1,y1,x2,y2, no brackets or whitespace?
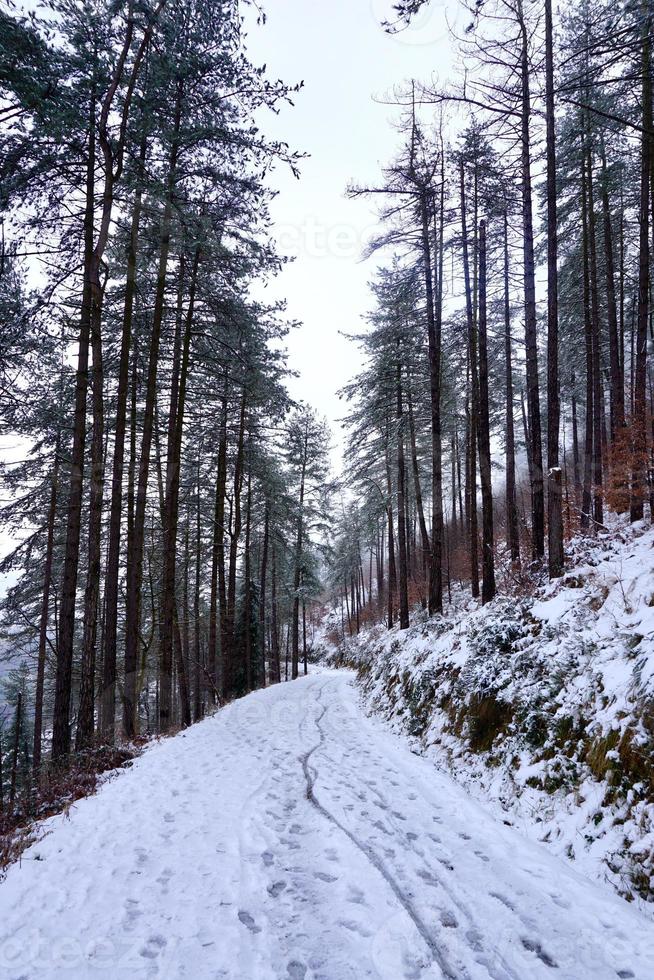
244,0,460,467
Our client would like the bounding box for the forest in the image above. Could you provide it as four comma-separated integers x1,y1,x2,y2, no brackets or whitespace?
0,0,653,926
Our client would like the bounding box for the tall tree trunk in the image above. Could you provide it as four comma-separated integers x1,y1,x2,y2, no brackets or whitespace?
586,143,604,528
258,504,269,689
600,139,624,436
420,169,444,615
223,394,246,696
460,162,479,596
51,88,96,760
384,432,397,629
545,0,564,578
244,465,253,693
517,0,545,558
9,693,22,805
159,246,199,731
291,423,308,679
407,379,430,586
503,212,520,563
477,220,496,603
581,150,594,528
33,444,59,774
208,380,228,701
396,359,410,627
631,10,651,522
124,82,183,738
270,544,281,684
75,244,106,751
100,135,146,740
193,458,203,721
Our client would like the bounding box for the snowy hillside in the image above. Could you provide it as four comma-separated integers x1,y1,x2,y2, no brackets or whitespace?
327,521,654,911
1,672,654,979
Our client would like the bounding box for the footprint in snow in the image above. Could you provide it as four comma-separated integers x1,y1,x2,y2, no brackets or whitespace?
617,971,635,978
287,961,307,979
267,880,287,898
262,851,274,867
139,934,167,959
440,911,458,929
238,911,262,934
466,928,484,952
339,918,373,938
459,832,471,841
407,832,419,841
163,812,175,823
490,892,514,911
475,850,490,863
347,885,365,905
314,871,338,883
417,869,438,887
156,868,173,893
521,938,557,968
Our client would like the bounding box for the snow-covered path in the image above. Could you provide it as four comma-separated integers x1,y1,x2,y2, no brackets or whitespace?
1,671,653,979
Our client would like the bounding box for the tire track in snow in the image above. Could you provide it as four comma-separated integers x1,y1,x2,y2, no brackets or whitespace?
316,684,524,980
299,686,461,980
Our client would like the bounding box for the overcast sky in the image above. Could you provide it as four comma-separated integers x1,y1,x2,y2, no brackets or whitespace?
244,0,459,467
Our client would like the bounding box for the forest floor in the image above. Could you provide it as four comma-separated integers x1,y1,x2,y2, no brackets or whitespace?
0,671,653,979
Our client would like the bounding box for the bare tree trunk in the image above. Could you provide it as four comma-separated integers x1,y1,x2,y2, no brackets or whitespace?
503,213,520,564
101,135,146,740
271,545,281,684
571,372,581,493
223,394,246,696
33,442,59,774
517,0,545,558
420,171,444,615
586,143,604,528
208,380,228,701
10,693,22,805
51,89,96,760
258,504,269,689
159,246,199,731
600,139,624,437
407,379,430,596
580,150,595,528
477,220,496,603
244,465,253,693
460,162,479,596
75,250,105,751
396,359,410,627
193,458,203,721
631,11,651,522
291,422,308,679
384,432,397,629
124,84,183,738
545,0,564,578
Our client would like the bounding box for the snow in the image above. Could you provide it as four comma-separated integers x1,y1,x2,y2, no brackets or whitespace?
338,521,654,910
0,671,652,979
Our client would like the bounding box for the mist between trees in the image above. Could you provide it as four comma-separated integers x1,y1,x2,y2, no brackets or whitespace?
0,0,652,820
